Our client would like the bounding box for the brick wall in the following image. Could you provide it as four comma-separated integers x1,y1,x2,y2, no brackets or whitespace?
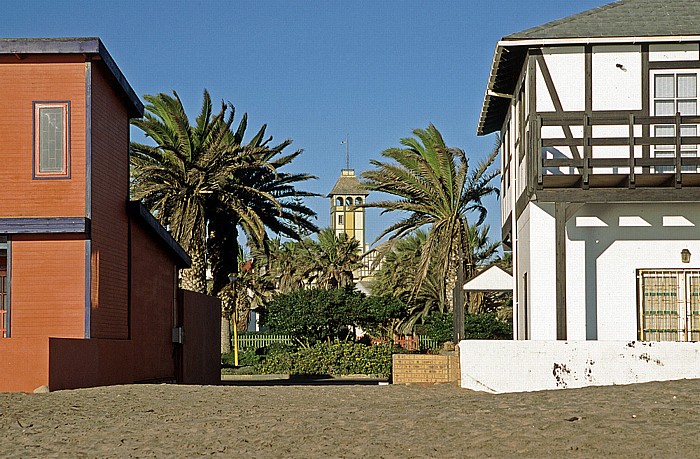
392,353,461,385
0,55,86,217
10,235,85,338
88,62,130,339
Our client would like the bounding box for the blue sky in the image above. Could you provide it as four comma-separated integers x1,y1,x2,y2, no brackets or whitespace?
5,0,608,245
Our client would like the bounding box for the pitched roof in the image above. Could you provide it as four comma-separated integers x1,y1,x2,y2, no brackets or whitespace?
477,0,700,136
507,0,700,40
0,38,143,118
327,169,369,197
462,265,513,292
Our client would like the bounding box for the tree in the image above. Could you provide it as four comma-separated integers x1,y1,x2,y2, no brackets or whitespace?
362,124,499,313
131,90,251,292
306,228,364,289
131,90,318,354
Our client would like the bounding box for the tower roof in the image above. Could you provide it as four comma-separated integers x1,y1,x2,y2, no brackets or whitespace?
327,169,368,197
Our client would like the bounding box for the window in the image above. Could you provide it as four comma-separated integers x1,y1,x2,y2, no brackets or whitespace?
335,197,343,206
33,102,70,178
638,270,700,341
355,197,363,205
345,197,352,206
652,74,698,173
338,215,344,225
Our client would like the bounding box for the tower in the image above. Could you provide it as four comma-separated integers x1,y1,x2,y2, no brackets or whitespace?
328,169,368,253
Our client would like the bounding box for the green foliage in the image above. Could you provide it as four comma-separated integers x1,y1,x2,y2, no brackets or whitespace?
464,312,512,339
360,294,407,339
221,348,263,368
422,312,455,343
261,287,365,345
420,311,512,342
261,287,408,344
255,342,403,378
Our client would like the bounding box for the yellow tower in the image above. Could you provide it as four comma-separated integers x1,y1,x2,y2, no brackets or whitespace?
328,169,368,253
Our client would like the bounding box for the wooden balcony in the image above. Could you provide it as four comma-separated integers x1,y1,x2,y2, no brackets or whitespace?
522,113,700,203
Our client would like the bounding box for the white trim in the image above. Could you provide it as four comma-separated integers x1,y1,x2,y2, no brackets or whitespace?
498,36,700,48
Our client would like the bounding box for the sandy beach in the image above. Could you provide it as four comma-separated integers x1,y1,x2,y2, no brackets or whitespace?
1,379,699,458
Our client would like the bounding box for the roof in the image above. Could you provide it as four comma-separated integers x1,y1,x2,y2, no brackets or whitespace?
477,0,700,136
327,169,369,197
127,201,192,268
462,265,513,291
507,0,700,40
0,38,143,118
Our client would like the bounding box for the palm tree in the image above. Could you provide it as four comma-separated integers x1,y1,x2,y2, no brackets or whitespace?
307,228,364,289
130,90,247,292
131,90,318,354
362,124,499,313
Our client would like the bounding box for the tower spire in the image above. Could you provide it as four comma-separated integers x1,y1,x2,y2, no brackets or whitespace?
343,134,350,170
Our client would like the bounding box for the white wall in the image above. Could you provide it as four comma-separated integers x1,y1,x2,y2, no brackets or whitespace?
459,340,700,393
517,202,700,341
592,45,641,111
536,47,585,112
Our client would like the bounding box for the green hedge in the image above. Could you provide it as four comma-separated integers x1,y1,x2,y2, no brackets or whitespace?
255,342,405,378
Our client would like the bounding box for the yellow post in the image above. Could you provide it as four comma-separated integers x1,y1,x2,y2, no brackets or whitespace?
233,307,239,367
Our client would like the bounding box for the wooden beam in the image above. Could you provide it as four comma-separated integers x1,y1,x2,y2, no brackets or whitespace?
555,202,567,340
535,187,700,203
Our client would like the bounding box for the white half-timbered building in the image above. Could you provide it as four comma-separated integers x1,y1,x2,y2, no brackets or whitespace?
479,0,700,343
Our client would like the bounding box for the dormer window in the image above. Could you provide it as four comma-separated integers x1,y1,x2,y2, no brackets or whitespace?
33,102,70,179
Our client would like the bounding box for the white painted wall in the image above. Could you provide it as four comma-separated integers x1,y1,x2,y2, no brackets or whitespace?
592,45,641,111
649,43,699,62
459,340,700,393
516,202,700,341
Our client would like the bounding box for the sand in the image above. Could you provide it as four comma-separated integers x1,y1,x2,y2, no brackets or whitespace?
1,379,699,458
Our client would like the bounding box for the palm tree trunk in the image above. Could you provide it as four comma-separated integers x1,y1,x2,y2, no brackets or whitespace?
179,241,207,293
221,311,232,354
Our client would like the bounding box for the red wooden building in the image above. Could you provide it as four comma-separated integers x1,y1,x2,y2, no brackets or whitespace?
0,38,219,392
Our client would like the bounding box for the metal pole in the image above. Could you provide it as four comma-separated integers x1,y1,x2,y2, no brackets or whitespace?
233,278,239,366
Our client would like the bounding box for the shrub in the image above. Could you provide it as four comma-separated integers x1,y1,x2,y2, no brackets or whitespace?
255,342,405,378
422,312,454,343
464,312,512,339
421,311,512,342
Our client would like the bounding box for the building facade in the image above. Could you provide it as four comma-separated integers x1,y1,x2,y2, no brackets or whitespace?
479,0,700,341
0,38,219,391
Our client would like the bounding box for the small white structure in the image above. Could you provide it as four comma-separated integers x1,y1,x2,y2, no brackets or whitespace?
462,265,513,292
467,0,700,392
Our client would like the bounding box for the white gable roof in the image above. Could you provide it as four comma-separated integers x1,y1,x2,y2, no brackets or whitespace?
463,265,513,291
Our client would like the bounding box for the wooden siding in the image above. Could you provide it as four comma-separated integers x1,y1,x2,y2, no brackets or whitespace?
129,218,177,377
88,63,130,339
10,236,85,338
0,55,85,217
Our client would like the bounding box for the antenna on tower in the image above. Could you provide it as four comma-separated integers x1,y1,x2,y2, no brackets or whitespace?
341,134,350,169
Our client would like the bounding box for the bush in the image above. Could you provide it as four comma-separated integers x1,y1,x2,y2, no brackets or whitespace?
422,312,454,343
255,342,405,378
421,311,512,342
464,312,512,339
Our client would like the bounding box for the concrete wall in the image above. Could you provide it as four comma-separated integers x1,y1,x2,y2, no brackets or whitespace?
459,340,700,393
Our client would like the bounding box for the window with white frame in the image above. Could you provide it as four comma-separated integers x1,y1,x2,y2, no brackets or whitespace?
652,73,698,173
33,101,70,178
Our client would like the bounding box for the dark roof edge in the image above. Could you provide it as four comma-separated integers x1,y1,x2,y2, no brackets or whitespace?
477,34,700,136
0,38,144,118
127,201,192,268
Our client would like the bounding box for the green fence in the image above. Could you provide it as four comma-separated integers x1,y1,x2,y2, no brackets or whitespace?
235,333,440,350
236,334,293,349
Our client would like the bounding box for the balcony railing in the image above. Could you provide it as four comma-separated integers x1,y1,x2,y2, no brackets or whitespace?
527,113,700,190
